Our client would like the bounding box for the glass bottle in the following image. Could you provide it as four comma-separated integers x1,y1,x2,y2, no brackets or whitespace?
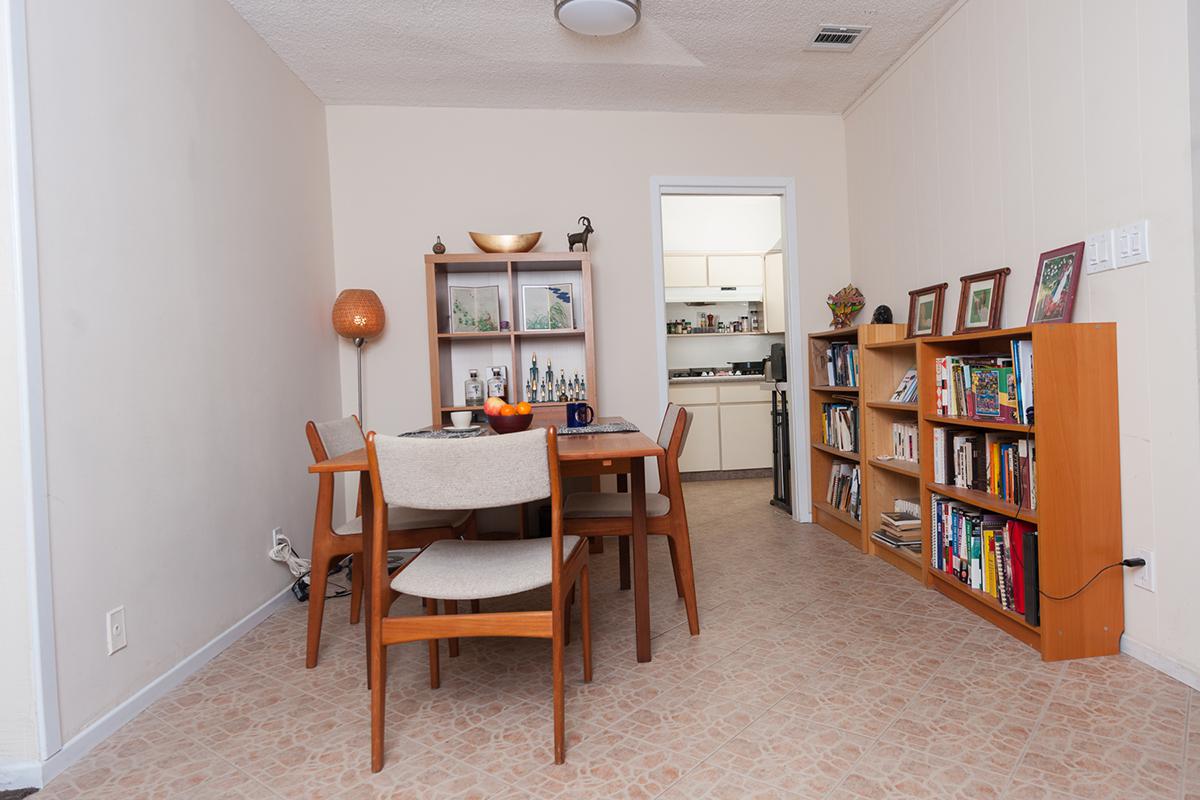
486,367,506,401
464,369,484,406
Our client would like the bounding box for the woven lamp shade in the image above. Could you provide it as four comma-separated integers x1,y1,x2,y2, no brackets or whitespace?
332,289,385,340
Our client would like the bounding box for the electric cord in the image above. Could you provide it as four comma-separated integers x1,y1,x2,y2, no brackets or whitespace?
1039,558,1146,601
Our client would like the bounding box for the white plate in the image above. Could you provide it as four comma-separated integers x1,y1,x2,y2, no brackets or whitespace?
443,424,480,432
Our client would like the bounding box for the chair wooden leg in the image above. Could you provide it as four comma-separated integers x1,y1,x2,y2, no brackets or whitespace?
305,550,332,669
370,627,387,772
445,600,459,658
617,536,631,590
424,598,440,689
588,536,604,554
552,613,565,764
671,528,701,636
564,585,574,646
349,555,363,625
667,538,685,599
580,567,593,683
471,599,481,614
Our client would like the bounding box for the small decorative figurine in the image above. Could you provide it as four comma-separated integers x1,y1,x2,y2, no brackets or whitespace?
826,284,866,329
871,304,894,324
432,236,446,255
567,216,594,252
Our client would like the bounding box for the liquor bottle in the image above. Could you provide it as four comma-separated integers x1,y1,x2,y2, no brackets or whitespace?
538,378,548,402
486,367,506,401
524,379,532,403
464,369,484,406
528,353,539,399
545,359,554,393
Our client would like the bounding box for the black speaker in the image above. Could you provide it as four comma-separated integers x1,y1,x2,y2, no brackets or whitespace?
770,343,787,381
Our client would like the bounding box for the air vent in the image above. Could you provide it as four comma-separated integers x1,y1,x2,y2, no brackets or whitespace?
805,24,870,52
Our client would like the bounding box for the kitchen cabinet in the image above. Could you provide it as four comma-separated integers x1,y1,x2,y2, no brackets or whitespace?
764,251,786,332
668,381,772,472
707,255,763,287
718,402,773,470
664,255,708,287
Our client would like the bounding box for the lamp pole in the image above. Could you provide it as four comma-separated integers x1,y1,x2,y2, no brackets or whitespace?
355,337,365,425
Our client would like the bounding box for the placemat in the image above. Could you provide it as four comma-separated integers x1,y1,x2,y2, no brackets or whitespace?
398,427,483,439
557,421,640,436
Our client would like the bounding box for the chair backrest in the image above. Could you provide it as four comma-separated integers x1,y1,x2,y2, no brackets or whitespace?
370,428,552,510
655,404,691,508
310,416,365,461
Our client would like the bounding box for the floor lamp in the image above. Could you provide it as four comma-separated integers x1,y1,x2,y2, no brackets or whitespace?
331,289,385,426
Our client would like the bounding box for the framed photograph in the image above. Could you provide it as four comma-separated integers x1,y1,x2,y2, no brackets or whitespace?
906,283,948,338
522,284,574,330
954,267,1010,334
1027,242,1084,324
449,285,501,333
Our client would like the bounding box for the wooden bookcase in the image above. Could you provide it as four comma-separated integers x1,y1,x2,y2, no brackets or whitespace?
808,324,905,550
916,323,1122,661
861,338,923,581
425,252,597,428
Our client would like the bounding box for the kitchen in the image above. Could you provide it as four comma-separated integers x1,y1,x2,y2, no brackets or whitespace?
660,195,788,492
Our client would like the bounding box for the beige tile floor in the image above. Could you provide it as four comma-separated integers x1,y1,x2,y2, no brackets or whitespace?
34,478,1200,799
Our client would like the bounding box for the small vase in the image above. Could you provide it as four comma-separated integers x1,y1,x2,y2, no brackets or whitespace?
432,236,446,255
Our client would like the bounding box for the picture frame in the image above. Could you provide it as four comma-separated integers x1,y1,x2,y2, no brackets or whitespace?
449,285,501,333
1027,242,1085,324
906,283,948,338
522,284,574,330
954,267,1010,334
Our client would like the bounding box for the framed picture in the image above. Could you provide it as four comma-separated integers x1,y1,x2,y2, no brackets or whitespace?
449,285,501,333
522,284,574,330
1027,242,1084,324
954,267,1010,334
906,283,948,338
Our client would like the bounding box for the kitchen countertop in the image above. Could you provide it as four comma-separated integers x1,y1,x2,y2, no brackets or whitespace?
668,374,767,384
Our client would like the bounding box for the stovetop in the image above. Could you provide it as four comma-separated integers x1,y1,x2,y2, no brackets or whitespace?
670,365,766,379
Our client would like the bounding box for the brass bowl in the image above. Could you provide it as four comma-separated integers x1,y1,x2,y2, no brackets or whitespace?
469,231,542,253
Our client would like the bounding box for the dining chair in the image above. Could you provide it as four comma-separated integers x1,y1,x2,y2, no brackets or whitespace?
305,416,474,669
364,427,591,771
562,404,699,635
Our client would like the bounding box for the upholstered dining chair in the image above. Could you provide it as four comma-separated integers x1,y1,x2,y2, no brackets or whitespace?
562,404,699,635
305,416,474,668
364,427,591,772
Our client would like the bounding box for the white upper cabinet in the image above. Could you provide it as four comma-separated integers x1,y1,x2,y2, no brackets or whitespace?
706,254,764,287
663,255,708,287
763,251,786,332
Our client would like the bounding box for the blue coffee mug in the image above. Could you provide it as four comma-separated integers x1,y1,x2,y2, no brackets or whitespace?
566,402,594,428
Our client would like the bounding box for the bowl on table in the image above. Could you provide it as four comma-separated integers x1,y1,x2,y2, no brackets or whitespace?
488,413,534,434
469,231,542,253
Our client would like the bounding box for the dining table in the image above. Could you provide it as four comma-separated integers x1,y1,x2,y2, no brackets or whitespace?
307,417,666,666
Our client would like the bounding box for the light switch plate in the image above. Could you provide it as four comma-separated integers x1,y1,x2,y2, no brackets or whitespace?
1084,229,1116,274
1115,219,1150,268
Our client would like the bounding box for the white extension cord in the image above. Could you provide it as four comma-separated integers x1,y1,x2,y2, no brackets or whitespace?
268,532,312,584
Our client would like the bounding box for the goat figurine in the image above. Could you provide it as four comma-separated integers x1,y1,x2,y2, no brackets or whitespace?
567,216,594,252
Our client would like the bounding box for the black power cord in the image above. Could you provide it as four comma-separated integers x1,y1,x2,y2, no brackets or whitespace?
1040,557,1145,602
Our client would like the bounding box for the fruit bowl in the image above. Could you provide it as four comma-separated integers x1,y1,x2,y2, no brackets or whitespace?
488,413,534,434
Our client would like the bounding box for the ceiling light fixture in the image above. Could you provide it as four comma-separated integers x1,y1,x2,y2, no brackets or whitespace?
555,0,641,36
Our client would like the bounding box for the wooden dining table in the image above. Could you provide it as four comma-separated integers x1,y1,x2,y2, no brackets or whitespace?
308,418,665,664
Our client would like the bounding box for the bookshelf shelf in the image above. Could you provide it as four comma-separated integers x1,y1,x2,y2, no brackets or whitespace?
866,401,917,412
928,568,1041,643
870,457,919,478
873,540,923,581
811,442,860,462
864,339,918,351
812,385,860,394
924,414,1034,434
924,481,1038,523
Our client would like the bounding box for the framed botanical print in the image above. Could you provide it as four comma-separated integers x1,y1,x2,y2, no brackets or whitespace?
522,284,574,330
906,283,948,338
954,267,1010,334
449,285,501,333
1027,242,1084,324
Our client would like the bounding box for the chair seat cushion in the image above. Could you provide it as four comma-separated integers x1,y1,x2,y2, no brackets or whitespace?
334,506,471,535
391,537,582,600
562,492,670,519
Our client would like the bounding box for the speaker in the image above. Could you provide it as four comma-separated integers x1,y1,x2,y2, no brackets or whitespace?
770,343,787,382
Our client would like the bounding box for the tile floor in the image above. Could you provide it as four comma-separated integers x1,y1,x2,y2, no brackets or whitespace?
33,478,1200,799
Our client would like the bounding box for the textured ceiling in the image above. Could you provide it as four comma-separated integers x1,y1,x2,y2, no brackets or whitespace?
227,0,958,114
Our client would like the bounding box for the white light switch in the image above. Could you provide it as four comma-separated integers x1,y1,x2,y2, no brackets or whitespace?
1115,219,1150,268
1085,230,1116,274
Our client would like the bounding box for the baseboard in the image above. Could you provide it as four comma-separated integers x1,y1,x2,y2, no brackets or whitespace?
28,584,293,788
0,759,41,791
1121,634,1200,692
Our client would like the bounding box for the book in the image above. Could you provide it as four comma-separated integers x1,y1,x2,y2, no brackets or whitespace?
929,494,1038,611
933,354,1020,423
871,529,921,550
825,342,860,387
826,462,862,520
821,401,858,452
1023,529,1040,626
890,422,919,462
880,510,920,530
894,496,921,517
1010,339,1035,424
889,367,918,403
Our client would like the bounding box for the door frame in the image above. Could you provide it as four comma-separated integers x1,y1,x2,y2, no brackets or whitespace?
648,177,813,522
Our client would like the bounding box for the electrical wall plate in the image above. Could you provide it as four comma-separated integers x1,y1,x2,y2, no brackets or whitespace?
106,606,127,654
1115,219,1151,268
1133,548,1156,592
1084,229,1116,274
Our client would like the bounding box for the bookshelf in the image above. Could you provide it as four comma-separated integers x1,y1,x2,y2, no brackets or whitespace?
916,323,1122,661
862,338,923,581
425,252,597,427
808,324,905,551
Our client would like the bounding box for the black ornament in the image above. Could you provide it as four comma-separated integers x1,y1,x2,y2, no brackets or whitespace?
567,216,594,252
871,304,893,324
432,236,446,255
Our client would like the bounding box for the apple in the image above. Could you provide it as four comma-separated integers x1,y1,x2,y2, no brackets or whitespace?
483,396,505,416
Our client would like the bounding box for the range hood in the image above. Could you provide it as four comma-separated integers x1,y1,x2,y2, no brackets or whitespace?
664,285,764,303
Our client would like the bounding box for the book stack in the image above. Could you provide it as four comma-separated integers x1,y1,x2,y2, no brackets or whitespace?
890,421,918,462
820,401,858,452
888,367,918,403
932,428,1036,509
827,463,861,520
871,507,921,551
825,342,860,387
934,351,1031,424
930,494,1039,622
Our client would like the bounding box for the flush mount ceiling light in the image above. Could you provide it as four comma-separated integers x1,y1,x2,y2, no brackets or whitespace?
555,0,641,36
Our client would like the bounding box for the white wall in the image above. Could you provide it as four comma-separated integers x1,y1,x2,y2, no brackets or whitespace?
660,195,782,253
0,0,38,767
845,0,1200,677
24,0,340,740
325,107,850,443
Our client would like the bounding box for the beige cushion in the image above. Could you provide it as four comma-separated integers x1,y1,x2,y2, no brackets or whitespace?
562,492,671,519
334,505,470,535
391,537,582,600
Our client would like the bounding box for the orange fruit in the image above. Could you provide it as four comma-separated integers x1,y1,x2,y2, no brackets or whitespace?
515,401,532,415
499,404,517,416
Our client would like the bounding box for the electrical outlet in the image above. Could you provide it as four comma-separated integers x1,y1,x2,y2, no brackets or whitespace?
1133,549,1155,592
1115,219,1151,268
106,606,127,655
1084,229,1116,274
271,526,284,550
